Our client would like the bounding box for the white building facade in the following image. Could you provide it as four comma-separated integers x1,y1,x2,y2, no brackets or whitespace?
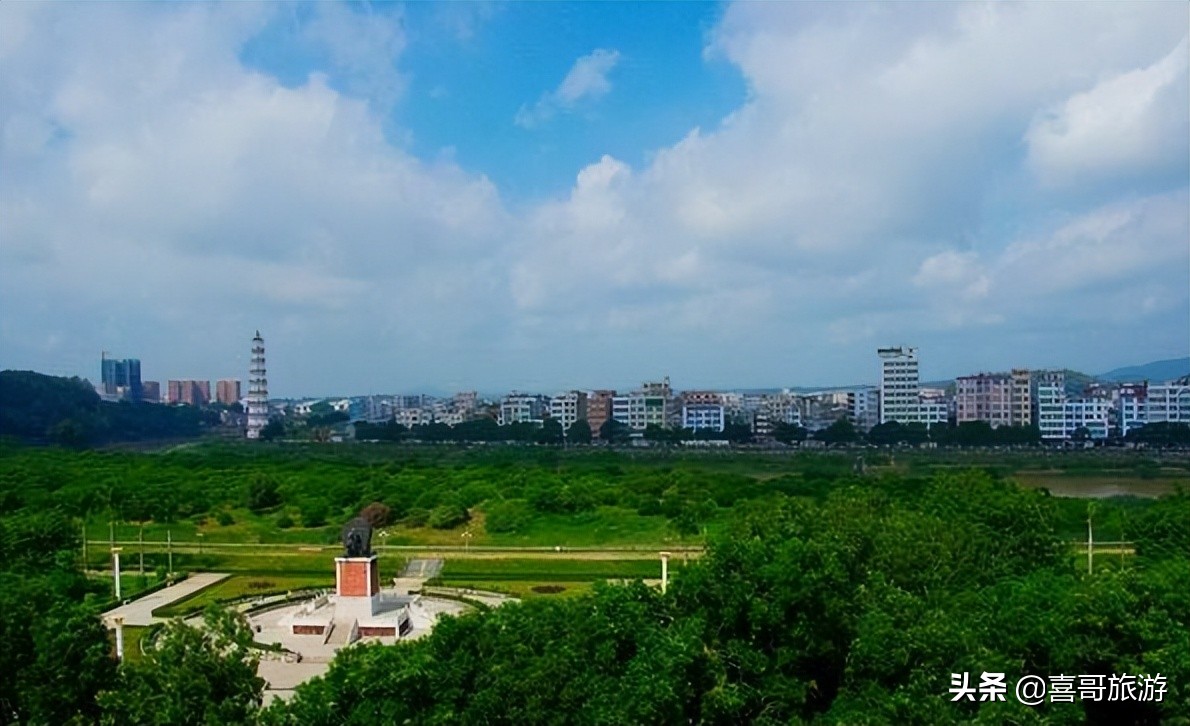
879,346,920,424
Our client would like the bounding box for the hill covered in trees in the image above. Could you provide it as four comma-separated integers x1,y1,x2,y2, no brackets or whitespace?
0,370,208,446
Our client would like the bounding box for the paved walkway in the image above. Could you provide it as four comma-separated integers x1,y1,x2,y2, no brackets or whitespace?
102,572,230,627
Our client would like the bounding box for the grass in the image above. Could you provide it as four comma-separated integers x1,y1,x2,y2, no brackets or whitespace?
153,574,334,618
88,572,163,602
434,557,676,582
483,507,683,548
434,580,597,599
119,625,152,663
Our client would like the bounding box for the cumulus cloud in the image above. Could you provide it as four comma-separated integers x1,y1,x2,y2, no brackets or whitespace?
515,48,620,128
0,2,1186,393
1026,38,1189,190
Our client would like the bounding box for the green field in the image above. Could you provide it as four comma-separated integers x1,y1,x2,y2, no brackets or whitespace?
153,574,333,618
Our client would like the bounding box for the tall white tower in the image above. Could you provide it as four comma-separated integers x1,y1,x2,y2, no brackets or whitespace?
246,331,268,439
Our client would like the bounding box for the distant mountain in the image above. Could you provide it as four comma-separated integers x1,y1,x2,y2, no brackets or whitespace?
1097,357,1190,384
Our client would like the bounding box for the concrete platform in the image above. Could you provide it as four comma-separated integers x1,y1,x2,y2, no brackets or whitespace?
103,572,230,626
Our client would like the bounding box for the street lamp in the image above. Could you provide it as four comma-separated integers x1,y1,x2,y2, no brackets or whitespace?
111,547,123,600
461,530,473,553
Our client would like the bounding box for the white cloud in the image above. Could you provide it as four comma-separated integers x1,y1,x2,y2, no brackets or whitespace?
515,49,620,128
0,2,1186,393
1026,38,1189,189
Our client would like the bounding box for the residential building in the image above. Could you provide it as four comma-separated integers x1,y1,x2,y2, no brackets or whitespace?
141,381,160,403
682,404,725,433
1115,383,1148,437
919,391,950,428
549,391,588,430
955,373,1013,428
612,389,667,434
847,387,880,432
167,379,210,406
1147,377,1190,426
1034,371,1066,440
586,390,616,435
1010,369,1032,426
216,379,241,405
499,393,546,425
879,346,920,424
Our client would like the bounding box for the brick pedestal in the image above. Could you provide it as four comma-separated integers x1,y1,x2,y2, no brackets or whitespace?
335,555,380,619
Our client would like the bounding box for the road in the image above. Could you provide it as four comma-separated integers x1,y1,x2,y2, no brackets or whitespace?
102,572,230,627
88,540,704,560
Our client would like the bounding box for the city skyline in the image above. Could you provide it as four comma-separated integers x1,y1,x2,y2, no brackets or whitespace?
1,2,1187,398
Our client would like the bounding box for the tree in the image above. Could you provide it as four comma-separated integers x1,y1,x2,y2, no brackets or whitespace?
359,501,393,529
600,418,631,444
99,607,265,725
536,418,564,445
816,417,857,445
772,421,808,445
259,418,285,441
246,473,282,512
566,418,592,445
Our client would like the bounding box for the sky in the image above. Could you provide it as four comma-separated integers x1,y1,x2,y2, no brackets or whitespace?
1,2,1187,398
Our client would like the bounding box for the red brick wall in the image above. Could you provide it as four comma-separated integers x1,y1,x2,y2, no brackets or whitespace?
292,624,325,635
357,626,396,637
337,559,377,597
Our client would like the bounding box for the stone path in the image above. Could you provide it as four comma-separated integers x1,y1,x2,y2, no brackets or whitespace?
102,572,230,627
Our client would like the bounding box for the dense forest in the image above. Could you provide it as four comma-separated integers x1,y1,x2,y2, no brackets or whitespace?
0,371,209,446
0,442,1187,723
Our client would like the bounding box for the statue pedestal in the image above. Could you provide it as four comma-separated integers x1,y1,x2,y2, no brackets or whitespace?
335,555,380,619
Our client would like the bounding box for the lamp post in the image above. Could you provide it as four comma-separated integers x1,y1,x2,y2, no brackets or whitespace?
659,551,671,594
111,547,123,600
461,530,473,554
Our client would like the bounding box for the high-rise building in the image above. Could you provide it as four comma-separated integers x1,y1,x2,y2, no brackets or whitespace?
100,353,142,401
246,331,268,439
1034,371,1066,439
955,373,1013,428
141,381,160,403
216,379,242,405
879,346,920,424
166,379,210,406
1010,369,1032,427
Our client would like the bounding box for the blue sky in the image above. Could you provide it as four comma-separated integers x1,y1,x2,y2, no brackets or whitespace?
242,2,745,200
0,2,1187,397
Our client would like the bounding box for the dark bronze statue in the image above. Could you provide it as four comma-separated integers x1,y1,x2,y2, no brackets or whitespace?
341,516,373,557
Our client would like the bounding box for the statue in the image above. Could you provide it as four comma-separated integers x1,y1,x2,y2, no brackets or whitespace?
341,516,373,557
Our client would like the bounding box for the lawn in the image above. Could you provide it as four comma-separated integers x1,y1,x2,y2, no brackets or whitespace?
434,580,597,599
152,574,334,618
432,557,676,583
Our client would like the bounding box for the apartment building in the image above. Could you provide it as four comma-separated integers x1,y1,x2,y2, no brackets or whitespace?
499,393,547,425
549,391,588,430
955,373,1013,427
879,346,920,424
586,390,616,435
682,404,725,433
216,379,242,405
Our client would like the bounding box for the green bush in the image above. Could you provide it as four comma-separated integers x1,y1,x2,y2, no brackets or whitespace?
484,499,531,534
428,503,469,530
